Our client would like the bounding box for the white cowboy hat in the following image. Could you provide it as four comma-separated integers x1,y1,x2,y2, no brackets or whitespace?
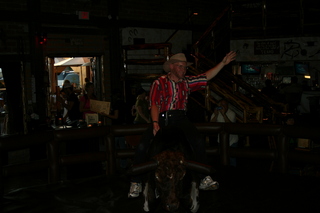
163,53,193,73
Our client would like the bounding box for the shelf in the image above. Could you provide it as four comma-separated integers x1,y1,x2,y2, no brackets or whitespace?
122,43,171,50
124,58,166,65
123,43,172,76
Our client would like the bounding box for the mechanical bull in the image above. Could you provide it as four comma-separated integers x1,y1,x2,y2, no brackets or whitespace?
128,127,215,212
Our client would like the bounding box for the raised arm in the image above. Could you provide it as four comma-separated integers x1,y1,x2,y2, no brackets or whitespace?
205,51,237,81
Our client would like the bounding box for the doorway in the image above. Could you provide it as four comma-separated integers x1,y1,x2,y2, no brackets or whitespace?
47,56,101,123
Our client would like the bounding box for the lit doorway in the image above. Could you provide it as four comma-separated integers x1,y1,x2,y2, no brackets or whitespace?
47,56,99,121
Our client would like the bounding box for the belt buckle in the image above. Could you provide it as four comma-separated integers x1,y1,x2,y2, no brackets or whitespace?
165,111,168,126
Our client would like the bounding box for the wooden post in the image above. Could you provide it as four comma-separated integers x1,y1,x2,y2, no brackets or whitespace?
277,134,288,174
106,133,115,175
48,139,60,183
220,131,230,166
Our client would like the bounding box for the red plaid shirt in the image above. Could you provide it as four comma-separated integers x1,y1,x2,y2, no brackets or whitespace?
149,73,207,113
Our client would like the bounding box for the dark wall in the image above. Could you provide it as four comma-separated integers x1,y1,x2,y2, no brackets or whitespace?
1,62,24,134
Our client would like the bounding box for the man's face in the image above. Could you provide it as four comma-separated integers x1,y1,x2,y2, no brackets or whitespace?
170,62,187,80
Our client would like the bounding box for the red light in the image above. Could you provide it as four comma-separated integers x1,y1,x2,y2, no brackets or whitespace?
79,11,89,20
38,33,47,45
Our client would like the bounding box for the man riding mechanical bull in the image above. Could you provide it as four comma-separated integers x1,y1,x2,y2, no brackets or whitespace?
128,51,237,209
129,126,217,212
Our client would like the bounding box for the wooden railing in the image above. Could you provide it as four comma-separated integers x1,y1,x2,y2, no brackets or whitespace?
189,5,287,124
0,126,109,196
1,123,319,196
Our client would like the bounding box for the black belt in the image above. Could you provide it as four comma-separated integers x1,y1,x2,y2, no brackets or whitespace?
159,110,186,117
159,110,186,125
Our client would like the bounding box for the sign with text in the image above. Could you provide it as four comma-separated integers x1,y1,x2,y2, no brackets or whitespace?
90,100,110,115
254,40,280,55
85,113,99,124
231,37,320,61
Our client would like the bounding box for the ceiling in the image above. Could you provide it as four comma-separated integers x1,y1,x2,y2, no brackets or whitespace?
229,0,320,39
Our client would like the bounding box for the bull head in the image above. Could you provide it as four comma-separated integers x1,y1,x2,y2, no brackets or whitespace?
128,154,215,176
128,152,215,213
153,151,186,212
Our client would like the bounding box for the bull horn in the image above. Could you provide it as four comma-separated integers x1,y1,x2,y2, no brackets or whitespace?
127,161,158,175
184,160,216,174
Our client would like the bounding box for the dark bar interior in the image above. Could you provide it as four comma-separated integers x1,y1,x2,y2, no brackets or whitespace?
1,1,320,212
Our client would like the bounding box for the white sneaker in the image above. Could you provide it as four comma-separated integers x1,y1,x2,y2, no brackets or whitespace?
128,182,142,198
199,176,219,190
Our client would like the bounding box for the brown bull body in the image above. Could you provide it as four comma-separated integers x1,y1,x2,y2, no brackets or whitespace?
132,127,213,213
148,150,195,212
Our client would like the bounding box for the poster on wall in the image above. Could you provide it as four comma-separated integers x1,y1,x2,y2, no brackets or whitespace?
254,40,280,55
231,37,320,62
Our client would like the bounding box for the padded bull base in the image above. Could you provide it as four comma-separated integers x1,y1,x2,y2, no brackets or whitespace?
1,168,320,213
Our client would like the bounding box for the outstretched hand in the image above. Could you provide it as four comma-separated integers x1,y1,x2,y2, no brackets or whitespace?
205,50,237,81
222,51,237,65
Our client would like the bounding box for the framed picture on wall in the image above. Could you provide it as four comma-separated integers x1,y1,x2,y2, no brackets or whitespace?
294,62,309,75
241,64,261,74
